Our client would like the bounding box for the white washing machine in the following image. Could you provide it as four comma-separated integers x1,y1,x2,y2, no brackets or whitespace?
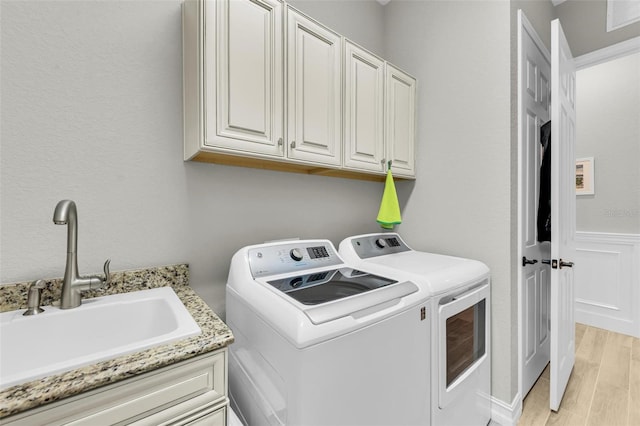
339,233,491,426
226,239,431,426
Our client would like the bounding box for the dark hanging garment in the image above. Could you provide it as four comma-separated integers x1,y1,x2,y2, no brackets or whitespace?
537,121,552,242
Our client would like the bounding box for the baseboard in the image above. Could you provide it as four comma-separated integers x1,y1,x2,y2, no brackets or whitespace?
491,393,522,426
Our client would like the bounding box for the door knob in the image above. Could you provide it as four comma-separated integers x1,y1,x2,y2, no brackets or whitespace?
559,259,574,269
522,256,539,267
541,259,551,265
549,259,574,269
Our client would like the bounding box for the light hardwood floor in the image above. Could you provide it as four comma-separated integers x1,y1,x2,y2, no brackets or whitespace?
518,323,640,426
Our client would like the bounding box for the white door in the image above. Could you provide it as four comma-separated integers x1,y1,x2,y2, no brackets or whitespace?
343,40,385,174
517,10,552,398
385,64,416,178
209,0,284,156
550,18,577,412
286,7,342,166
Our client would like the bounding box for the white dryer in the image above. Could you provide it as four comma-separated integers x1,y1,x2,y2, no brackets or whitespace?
339,233,491,426
226,239,431,426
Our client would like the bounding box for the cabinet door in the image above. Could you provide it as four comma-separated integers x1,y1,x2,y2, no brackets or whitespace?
343,41,385,174
286,7,342,166
207,0,284,156
385,64,416,178
2,351,227,426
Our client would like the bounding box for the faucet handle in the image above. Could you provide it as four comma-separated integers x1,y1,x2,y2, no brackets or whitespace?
103,259,111,286
84,259,111,291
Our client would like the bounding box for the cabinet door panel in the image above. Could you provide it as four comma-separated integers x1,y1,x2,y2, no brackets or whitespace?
227,1,267,135
343,41,384,173
386,64,416,177
287,8,341,166
208,0,283,156
2,351,227,426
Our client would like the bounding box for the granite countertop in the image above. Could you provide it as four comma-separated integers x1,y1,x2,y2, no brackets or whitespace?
0,264,234,419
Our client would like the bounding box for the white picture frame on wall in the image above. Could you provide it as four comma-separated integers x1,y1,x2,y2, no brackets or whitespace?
576,157,595,196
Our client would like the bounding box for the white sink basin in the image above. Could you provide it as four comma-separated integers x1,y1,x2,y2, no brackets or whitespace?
0,287,201,390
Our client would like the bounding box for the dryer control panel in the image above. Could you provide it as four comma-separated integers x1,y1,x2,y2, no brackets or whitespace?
248,240,343,278
349,233,411,259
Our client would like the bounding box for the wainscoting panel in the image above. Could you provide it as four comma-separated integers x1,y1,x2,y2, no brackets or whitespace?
574,232,640,337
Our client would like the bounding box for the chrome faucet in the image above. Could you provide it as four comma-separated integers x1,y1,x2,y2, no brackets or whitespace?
53,200,111,309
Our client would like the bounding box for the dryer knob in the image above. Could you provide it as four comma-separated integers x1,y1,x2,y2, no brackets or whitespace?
290,248,304,261
375,238,387,249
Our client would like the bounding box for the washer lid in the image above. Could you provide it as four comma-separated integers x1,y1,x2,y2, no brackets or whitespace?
265,267,419,325
302,280,419,325
267,268,397,305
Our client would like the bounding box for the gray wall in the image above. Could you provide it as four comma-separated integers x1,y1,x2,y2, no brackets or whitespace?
556,0,640,56
511,0,640,56
576,52,640,234
1,0,522,407
383,0,516,404
512,0,555,50
2,0,638,412
0,0,387,318
287,0,385,57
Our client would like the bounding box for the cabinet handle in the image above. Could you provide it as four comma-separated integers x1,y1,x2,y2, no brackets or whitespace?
278,138,283,146
290,141,296,149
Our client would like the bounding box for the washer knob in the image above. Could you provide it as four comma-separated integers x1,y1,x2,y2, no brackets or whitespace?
375,238,387,249
290,248,304,261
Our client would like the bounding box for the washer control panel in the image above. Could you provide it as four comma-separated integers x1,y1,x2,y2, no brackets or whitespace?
249,241,342,278
349,233,411,259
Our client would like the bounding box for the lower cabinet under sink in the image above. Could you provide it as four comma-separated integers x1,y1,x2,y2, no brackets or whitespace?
0,350,228,426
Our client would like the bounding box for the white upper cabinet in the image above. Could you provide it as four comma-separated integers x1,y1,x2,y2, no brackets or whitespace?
286,7,342,167
343,47,416,178
183,0,416,180
184,0,284,160
213,0,283,155
343,40,385,173
385,64,416,178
